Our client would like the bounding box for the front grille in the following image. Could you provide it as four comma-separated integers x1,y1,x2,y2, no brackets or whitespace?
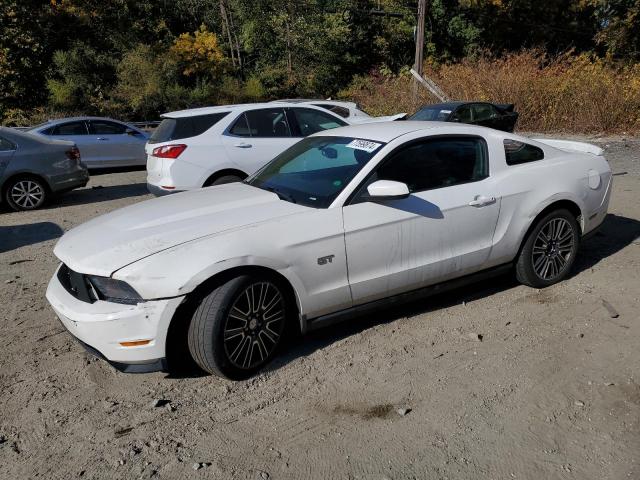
57,264,97,303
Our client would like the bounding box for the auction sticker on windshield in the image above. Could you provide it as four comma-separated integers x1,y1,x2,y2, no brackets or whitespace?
346,139,382,153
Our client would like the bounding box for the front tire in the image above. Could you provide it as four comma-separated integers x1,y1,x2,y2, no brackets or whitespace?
4,176,48,211
187,275,289,379
515,209,580,288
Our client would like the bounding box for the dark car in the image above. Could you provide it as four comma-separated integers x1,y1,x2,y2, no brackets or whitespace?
0,127,89,211
408,101,519,132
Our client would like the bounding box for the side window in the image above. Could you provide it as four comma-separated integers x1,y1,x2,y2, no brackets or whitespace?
471,104,498,122
0,136,16,151
504,139,544,165
52,121,88,135
455,105,472,122
292,108,347,136
313,104,350,118
229,113,251,137
366,137,488,194
244,108,291,137
89,121,127,135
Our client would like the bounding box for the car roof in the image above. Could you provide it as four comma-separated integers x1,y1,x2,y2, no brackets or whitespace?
32,116,132,128
418,101,467,110
311,121,456,143
162,102,334,118
272,99,357,108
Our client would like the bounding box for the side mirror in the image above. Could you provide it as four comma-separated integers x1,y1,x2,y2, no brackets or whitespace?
367,180,410,200
450,114,461,122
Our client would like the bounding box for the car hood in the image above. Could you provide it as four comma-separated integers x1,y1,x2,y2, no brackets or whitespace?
54,183,308,277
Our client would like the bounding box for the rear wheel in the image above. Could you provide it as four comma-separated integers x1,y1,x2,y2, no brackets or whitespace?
204,175,243,187
187,274,289,379
516,209,580,288
4,176,48,211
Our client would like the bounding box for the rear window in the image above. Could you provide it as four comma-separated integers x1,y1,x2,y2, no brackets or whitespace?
504,139,544,165
149,112,229,144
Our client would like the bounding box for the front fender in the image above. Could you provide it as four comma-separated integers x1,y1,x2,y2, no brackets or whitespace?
114,248,310,317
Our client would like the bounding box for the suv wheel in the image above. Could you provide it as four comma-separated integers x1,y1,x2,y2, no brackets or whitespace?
188,274,289,379
516,209,580,288
205,175,243,187
5,176,48,211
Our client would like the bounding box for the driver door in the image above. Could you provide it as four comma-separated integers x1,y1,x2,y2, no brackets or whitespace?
342,135,501,305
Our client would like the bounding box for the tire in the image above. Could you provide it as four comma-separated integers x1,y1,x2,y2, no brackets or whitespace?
187,274,290,379
515,209,580,288
204,175,243,187
4,176,48,211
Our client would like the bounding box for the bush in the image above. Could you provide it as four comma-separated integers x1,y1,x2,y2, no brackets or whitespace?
340,50,640,134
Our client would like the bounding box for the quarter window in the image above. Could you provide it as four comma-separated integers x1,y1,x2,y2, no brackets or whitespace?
292,108,347,136
52,122,88,135
504,139,544,165
471,104,498,122
313,104,350,118
365,137,488,194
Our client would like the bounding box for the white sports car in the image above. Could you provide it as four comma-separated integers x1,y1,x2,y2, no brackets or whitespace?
46,122,612,379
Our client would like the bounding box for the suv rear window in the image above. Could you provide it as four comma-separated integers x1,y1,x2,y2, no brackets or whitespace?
149,112,229,144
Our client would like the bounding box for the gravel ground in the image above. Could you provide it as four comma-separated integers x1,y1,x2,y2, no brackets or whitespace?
1,138,639,480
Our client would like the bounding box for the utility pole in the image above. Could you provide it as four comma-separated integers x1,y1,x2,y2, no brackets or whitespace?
412,0,427,105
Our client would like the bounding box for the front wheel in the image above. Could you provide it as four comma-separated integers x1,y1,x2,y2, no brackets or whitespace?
5,176,48,211
515,209,580,288
187,275,289,379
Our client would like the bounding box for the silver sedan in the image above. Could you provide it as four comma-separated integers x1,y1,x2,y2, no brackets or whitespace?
0,127,89,211
28,117,150,169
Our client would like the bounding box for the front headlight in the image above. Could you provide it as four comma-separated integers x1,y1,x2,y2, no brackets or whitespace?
87,276,143,305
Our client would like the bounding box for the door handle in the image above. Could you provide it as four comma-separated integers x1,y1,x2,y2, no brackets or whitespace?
234,142,252,148
468,195,496,207
96,137,109,141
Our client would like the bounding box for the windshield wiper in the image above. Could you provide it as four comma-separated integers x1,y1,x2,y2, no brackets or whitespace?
264,187,297,204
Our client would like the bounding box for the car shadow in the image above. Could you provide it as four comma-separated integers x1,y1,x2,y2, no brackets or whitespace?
0,222,64,254
571,213,640,276
89,166,146,176
52,182,150,208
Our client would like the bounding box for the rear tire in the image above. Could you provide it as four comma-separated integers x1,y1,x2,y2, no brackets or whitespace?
187,274,290,379
515,209,580,288
204,175,243,187
4,176,48,211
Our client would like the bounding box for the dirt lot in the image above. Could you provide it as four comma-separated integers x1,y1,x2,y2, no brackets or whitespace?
1,138,639,480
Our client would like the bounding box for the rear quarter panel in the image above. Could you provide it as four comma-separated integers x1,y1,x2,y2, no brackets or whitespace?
2,141,85,193
488,145,611,265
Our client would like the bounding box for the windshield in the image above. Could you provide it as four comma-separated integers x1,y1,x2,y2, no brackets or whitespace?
409,107,452,121
247,136,385,208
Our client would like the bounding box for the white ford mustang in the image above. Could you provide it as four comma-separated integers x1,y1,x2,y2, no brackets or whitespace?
46,122,612,379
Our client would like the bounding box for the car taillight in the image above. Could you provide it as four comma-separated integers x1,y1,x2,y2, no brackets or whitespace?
152,144,187,159
65,146,81,161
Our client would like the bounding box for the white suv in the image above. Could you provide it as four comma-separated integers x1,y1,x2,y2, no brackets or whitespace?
146,102,349,195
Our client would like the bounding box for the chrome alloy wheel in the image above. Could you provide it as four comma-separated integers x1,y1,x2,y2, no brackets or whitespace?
10,180,45,209
531,217,574,281
223,281,285,370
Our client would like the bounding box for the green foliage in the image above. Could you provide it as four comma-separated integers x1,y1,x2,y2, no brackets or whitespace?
1,0,639,125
